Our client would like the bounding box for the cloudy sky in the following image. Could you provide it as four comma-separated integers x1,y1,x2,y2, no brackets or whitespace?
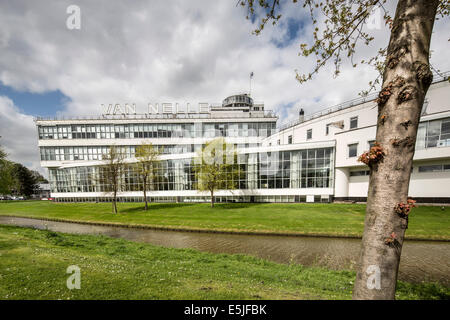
0,0,448,175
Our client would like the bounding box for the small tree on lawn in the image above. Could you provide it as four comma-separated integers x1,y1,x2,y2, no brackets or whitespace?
0,160,16,196
194,138,240,208
99,146,126,214
135,143,162,211
0,138,16,196
0,160,14,195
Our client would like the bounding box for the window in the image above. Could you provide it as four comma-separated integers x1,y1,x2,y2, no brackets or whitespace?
418,117,450,149
288,135,293,144
418,164,450,172
306,129,312,140
326,124,330,135
350,170,370,176
368,140,376,148
348,143,358,158
441,119,450,145
277,139,280,145
350,116,358,129
427,121,440,147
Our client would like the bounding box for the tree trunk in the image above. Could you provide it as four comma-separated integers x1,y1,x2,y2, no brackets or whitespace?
112,199,117,214
353,0,438,300
113,190,118,214
211,190,214,208
143,177,148,211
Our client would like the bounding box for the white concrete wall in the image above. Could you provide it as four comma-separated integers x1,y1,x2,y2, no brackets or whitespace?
263,100,376,147
423,80,450,114
334,126,377,168
348,176,370,197
334,167,350,198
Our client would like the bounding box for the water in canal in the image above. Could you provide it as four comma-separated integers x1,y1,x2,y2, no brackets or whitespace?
0,216,448,285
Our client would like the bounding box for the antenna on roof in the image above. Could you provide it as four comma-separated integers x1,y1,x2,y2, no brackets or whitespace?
249,72,254,96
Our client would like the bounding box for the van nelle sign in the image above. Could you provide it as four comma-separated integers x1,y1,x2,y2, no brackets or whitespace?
101,103,211,115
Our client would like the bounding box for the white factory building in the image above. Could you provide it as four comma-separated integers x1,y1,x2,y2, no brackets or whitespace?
36,73,450,203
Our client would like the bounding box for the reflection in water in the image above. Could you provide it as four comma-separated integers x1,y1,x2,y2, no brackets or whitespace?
0,216,448,285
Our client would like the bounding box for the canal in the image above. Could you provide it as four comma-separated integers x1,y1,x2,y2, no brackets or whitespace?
0,216,448,285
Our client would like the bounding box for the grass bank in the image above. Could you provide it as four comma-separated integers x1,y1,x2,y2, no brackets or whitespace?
0,201,449,240
0,225,448,300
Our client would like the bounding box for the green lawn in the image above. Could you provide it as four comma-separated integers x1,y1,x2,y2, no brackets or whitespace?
0,225,447,300
0,201,449,240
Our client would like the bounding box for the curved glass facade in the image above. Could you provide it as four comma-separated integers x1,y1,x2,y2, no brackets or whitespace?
48,147,334,196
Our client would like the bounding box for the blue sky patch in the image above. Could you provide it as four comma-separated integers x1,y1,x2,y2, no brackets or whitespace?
272,18,304,48
0,84,70,117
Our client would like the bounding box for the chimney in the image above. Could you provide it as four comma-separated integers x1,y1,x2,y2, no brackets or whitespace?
299,108,305,122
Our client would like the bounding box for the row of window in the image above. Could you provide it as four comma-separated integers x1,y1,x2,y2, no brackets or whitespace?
348,117,450,156
38,122,277,140
284,116,449,149
39,143,263,161
48,148,335,193
346,118,450,157
349,164,450,176
283,117,359,145
418,164,450,172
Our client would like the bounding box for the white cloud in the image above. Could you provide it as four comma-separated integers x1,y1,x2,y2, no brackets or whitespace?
0,96,42,173
0,0,448,173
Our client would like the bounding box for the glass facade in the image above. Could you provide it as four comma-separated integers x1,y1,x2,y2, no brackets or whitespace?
37,122,276,140
48,147,334,194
